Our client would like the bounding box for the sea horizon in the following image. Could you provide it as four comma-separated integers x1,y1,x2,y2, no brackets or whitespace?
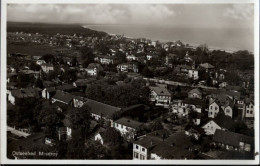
83,24,254,53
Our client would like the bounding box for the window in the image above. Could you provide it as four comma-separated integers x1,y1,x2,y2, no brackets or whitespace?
250,111,253,114
135,145,139,149
140,154,145,160
210,106,213,110
251,105,253,108
215,107,217,110
134,152,139,159
247,110,249,113
121,125,123,129
226,109,230,113
142,148,145,152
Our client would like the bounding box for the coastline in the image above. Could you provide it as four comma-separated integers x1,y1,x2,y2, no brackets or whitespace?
83,25,253,53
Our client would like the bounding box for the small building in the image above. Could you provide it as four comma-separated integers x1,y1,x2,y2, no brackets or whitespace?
7,88,40,105
201,114,234,135
51,90,74,105
188,88,203,99
82,99,122,127
199,63,214,72
41,87,56,99
149,86,171,108
212,129,254,152
86,63,103,76
113,117,143,139
41,63,54,73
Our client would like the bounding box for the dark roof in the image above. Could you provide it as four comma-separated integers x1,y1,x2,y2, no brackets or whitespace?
150,86,171,96
114,117,143,129
45,87,56,93
188,88,202,95
123,104,150,111
183,98,205,107
134,135,162,149
56,84,77,91
52,101,67,110
43,81,56,88
150,132,193,159
213,129,254,147
199,63,214,69
213,114,235,129
82,99,121,119
10,88,40,98
73,79,90,87
52,90,74,104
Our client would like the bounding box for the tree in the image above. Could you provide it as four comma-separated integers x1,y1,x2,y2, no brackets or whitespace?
150,120,164,131
71,57,78,67
101,127,123,146
80,46,95,67
69,107,91,138
141,65,153,78
61,69,77,83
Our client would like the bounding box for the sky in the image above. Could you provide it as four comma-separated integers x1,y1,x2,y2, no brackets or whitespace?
7,4,254,29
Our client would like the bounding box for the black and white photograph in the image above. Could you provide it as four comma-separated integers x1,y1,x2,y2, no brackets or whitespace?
1,0,259,164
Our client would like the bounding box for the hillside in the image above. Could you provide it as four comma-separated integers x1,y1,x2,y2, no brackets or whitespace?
7,22,108,37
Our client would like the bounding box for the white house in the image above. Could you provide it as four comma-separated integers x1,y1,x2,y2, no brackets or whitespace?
208,101,220,118
41,63,54,73
244,101,254,118
41,87,56,99
188,69,199,80
36,59,46,65
201,120,222,135
113,117,142,139
150,86,171,108
86,63,103,76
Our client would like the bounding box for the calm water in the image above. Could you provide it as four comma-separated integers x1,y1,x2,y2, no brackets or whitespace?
85,24,253,52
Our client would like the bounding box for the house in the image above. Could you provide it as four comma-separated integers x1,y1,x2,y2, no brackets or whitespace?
185,125,205,140
95,55,116,65
36,59,46,66
175,65,191,74
243,100,254,119
73,96,88,108
149,86,171,108
199,63,214,72
82,99,122,127
41,87,56,99
41,63,54,73
133,131,194,160
85,63,103,76
113,117,143,139
7,88,40,105
208,96,234,118
212,129,254,152
188,68,199,80
188,88,202,99
201,114,234,135
51,90,74,105
126,54,138,61
116,62,139,73
172,98,204,117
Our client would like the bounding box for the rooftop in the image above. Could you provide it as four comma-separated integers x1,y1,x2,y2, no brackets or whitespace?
114,117,143,129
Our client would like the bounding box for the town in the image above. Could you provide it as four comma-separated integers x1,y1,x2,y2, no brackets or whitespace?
7,22,255,160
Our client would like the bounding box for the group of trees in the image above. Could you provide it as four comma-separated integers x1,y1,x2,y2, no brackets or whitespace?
85,78,150,108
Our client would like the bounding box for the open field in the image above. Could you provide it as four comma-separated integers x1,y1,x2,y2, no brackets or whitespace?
7,43,70,56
